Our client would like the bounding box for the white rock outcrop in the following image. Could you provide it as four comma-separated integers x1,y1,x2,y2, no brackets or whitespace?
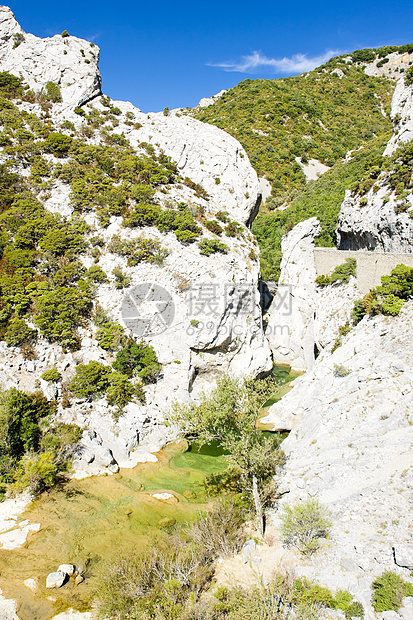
196,89,227,109
384,76,413,156
266,218,360,371
0,6,101,108
265,218,320,370
265,302,413,611
82,97,260,226
337,76,413,252
337,187,413,252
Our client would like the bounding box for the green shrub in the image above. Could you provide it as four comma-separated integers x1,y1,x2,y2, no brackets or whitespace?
380,293,404,316
12,33,25,49
204,220,223,235
198,239,229,256
351,49,376,63
316,259,356,287
61,30,69,37
85,265,107,283
315,274,331,287
107,371,140,408
0,389,55,488
95,316,125,352
182,177,210,200
292,578,335,609
330,258,356,283
352,264,413,323
174,228,199,243
44,132,73,156
376,57,389,68
44,81,62,103
216,210,230,223
372,571,413,612
39,422,82,463
405,66,413,86
112,267,131,290
0,71,24,98
225,221,243,237
69,361,112,399
280,498,332,556
4,317,37,347
108,235,169,266
113,340,161,382
345,601,364,618
13,451,57,494
41,368,62,383
34,285,93,350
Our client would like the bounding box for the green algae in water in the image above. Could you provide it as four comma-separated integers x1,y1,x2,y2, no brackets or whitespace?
0,440,230,620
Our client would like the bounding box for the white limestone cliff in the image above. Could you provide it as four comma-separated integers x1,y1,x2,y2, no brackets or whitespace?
266,218,361,372
263,302,413,616
0,6,101,108
265,218,320,370
85,97,260,226
384,76,413,156
337,187,413,252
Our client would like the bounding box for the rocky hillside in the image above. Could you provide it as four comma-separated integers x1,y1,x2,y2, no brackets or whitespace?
337,76,413,252
190,47,408,199
193,46,413,280
260,301,413,619
0,5,271,478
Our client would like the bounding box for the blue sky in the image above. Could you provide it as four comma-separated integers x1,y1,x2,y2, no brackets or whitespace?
7,0,413,112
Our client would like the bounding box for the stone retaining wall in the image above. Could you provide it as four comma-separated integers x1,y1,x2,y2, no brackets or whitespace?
314,248,413,295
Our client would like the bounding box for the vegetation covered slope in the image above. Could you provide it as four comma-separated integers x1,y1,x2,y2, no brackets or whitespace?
191,49,397,199
253,134,390,279
192,46,413,280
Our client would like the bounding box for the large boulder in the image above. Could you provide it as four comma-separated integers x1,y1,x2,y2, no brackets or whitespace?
46,571,67,589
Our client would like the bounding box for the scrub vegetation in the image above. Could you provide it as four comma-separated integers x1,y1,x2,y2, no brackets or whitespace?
95,497,363,620
0,387,81,495
352,263,413,322
192,48,396,198
191,47,413,280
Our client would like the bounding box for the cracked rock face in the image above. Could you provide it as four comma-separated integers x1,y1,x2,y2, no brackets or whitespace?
264,302,413,613
384,76,413,156
265,217,321,370
0,6,101,108
0,9,271,474
86,97,260,225
337,188,413,252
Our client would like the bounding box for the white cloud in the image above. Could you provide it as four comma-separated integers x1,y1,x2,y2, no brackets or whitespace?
208,50,343,75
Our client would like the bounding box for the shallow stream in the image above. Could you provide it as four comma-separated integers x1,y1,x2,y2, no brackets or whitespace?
0,441,229,619
0,365,297,619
